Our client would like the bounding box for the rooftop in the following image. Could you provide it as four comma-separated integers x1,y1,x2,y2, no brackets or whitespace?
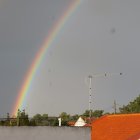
91,113,140,140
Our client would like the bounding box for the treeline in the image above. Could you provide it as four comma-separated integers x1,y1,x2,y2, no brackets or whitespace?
0,109,104,126
1,95,140,126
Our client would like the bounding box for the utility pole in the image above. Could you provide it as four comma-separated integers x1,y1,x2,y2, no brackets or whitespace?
113,100,117,114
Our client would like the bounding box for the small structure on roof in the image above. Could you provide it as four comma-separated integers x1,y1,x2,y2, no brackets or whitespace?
74,117,86,127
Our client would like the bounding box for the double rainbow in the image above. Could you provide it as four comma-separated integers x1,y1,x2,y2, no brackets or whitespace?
12,0,81,116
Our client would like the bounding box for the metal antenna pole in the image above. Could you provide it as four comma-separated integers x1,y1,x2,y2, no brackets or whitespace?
87,72,122,118
88,75,92,118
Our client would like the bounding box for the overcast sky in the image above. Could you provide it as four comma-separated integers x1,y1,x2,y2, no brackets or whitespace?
0,0,140,117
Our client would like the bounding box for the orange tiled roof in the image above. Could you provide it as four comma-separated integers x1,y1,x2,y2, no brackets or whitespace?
91,113,140,140
67,121,75,126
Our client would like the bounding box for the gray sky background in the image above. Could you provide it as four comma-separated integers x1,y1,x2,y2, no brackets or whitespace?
0,0,140,117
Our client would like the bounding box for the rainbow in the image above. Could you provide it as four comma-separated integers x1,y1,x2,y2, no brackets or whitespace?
12,0,81,116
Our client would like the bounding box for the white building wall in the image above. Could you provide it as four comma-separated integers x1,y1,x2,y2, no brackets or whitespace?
0,126,90,140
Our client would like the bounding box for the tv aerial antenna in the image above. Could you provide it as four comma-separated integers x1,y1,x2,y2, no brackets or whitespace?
87,73,122,118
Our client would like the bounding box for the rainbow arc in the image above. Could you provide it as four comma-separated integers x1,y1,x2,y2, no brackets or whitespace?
12,0,81,116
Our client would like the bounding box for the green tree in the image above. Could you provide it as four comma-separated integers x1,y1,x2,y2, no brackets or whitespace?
0,121,5,126
92,110,104,118
32,114,49,126
42,114,49,126
17,109,29,126
42,114,48,120
119,95,140,113
70,114,79,121
82,110,91,117
59,112,70,120
29,118,36,126
33,114,42,125
59,112,70,126
82,110,104,118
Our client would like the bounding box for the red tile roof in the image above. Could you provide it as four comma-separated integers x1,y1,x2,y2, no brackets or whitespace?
67,121,75,126
91,114,140,140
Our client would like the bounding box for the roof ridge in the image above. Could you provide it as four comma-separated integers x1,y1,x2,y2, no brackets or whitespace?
107,113,140,117
92,113,140,125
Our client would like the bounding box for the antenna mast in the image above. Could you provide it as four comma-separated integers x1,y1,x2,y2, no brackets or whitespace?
88,75,92,118
87,72,122,118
